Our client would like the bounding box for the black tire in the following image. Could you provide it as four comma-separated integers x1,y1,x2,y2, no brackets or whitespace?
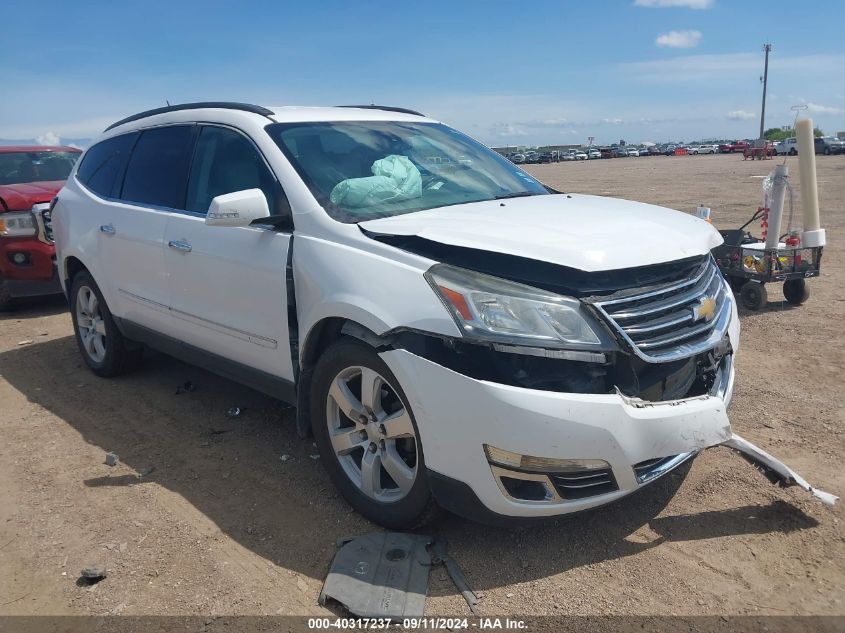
69,271,143,377
311,338,437,529
789,148,797,156
783,278,810,305
824,147,831,155
740,282,768,311
0,278,12,311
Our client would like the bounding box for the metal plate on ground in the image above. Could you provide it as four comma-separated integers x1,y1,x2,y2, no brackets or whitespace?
320,532,433,619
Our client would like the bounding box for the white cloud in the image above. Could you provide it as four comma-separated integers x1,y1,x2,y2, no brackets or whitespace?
635,0,713,8
656,30,702,48
806,102,843,115
727,110,757,121
618,53,845,82
35,131,61,146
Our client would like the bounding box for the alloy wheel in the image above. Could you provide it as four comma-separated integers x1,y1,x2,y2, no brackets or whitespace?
75,285,107,363
325,365,418,503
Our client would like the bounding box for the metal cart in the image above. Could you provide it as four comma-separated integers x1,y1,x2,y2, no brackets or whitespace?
712,224,823,311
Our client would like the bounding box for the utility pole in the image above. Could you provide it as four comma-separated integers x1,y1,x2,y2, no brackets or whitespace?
759,43,772,140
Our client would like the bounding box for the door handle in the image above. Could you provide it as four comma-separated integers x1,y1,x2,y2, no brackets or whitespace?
168,239,192,253
99,224,116,235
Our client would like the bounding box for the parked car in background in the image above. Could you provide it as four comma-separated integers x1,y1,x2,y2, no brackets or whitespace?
537,153,553,164
54,101,741,528
663,145,677,156
524,151,539,164
689,144,718,155
626,147,640,157
509,153,525,164
0,146,82,309
647,146,662,156
776,137,830,156
818,137,841,155
600,148,614,159
826,137,845,155
719,141,749,154
574,150,588,161
588,148,601,159
613,147,627,158
561,151,575,161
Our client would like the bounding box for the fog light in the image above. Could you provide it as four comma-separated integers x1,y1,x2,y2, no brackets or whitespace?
12,252,29,265
484,444,609,473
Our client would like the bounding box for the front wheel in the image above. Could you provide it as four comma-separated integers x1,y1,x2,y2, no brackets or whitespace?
0,279,12,311
311,339,436,529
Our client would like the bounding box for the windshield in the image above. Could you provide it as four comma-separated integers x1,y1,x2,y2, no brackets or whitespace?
267,121,549,222
0,151,81,186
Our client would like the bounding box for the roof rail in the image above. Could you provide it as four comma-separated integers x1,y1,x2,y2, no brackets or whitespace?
104,102,274,132
337,105,425,117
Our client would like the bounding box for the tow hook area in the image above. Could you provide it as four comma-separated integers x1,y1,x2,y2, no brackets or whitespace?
721,434,838,506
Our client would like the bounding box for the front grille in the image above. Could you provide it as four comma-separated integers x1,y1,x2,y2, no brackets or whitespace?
40,208,54,243
592,258,731,362
549,468,618,500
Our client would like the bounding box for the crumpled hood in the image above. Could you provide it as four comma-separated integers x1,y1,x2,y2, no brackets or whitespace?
359,193,723,272
0,180,64,212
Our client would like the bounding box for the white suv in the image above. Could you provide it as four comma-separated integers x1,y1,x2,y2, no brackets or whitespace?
54,102,740,528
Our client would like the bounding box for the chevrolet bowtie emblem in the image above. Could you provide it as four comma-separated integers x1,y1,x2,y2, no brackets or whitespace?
692,296,717,322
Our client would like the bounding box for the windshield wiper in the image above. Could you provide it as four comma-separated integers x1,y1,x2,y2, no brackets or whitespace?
493,191,542,200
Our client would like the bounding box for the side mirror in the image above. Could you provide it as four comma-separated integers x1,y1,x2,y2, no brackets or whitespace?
205,189,269,227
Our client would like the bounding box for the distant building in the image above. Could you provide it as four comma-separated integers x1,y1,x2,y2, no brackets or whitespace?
838,131,845,140
491,146,529,155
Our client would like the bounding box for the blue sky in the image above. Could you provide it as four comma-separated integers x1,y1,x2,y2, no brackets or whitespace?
3,0,844,147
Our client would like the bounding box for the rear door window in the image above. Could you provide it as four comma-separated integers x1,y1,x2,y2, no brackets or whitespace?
76,133,137,197
185,126,278,215
120,125,194,209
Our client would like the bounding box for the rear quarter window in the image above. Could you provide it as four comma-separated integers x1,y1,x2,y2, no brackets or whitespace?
120,125,194,209
76,133,137,197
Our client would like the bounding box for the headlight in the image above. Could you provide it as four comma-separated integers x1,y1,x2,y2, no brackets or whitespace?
0,212,37,237
425,264,610,350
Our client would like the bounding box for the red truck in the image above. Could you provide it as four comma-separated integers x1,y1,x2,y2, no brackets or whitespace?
718,140,750,153
0,146,82,309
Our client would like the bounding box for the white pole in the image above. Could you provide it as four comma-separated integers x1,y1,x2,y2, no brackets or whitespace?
795,118,826,247
765,164,788,250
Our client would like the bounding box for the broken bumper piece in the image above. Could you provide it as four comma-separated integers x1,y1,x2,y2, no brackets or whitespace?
721,434,838,506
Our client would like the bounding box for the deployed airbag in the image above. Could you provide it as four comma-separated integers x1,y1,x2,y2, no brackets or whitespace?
330,155,422,208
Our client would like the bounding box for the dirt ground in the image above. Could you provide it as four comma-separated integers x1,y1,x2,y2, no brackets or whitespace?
0,154,843,620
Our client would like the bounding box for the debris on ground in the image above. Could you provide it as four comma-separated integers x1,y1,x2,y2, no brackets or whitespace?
280,454,291,462
320,532,432,619
175,381,196,395
309,454,320,460
137,466,156,478
430,539,480,615
104,452,119,467
226,407,241,418
80,566,107,581
16,340,33,346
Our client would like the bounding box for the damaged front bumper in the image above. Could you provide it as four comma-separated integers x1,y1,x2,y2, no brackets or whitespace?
381,348,736,519
381,349,836,520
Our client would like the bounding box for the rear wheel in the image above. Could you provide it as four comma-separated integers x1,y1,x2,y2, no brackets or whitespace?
789,148,797,156
70,271,142,376
783,278,809,305
740,282,768,311
311,338,436,529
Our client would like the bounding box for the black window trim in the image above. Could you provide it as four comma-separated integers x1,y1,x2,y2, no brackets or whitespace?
75,121,294,230
187,122,293,224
